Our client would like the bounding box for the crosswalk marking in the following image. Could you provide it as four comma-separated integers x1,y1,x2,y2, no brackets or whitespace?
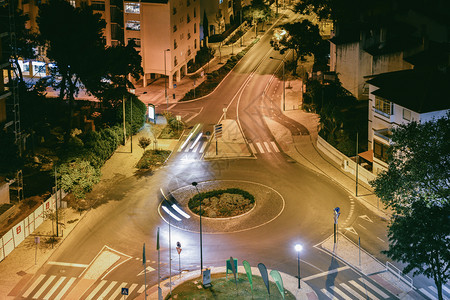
43,276,66,300
184,142,192,152
349,280,380,300
420,288,438,300
443,285,450,294
86,280,107,300
358,278,389,298
33,275,56,299
330,286,353,300
199,142,207,153
321,288,339,299
340,283,365,300
54,277,76,299
271,141,280,152
249,143,256,153
263,142,271,153
23,274,46,298
109,282,128,299
256,142,265,153
192,142,200,152
128,283,139,295
137,285,146,294
97,281,117,299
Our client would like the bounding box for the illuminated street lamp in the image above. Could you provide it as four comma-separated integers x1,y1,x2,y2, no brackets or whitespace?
295,244,303,288
191,182,203,275
270,56,286,111
164,48,170,110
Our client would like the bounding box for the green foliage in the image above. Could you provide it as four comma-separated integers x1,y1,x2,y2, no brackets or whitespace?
138,137,151,152
58,159,101,200
187,47,215,73
115,95,147,134
189,188,255,213
136,150,171,169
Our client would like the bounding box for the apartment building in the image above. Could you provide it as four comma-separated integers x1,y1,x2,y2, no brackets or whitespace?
123,0,200,87
0,31,10,125
366,66,450,174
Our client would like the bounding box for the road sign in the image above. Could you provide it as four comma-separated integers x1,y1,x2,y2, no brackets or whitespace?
176,115,181,121
173,84,177,88
334,207,340,224
176,247,182,254
35,236,40,244
214,124,223,138
121,287,129,295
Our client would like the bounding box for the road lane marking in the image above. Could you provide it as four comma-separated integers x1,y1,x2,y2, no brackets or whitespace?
256,142,265,153
184,142,192,152
331,286,353,300
321,288,339,299
192,141,200,152
263,142,271,152
167,104,176,110
358,224,367,230
109,282,128,299
349,280,380,300
302,266,350,281
249,143,257,154
128,283,138,295
138,285,146,294
271,141,280,152
33,275,56,299
43,276,66,300
376,237,385,243
358,278,389,298
23,274,45,298
86,280,107,300
199,142,208,153
97,281,117,299
54,277,76,299
359,215,373,222
340,283,365,300
48,261,89,268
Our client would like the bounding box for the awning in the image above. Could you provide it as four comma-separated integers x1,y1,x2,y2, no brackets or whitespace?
358,150,373,163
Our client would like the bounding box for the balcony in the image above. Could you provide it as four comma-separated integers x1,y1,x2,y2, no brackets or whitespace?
374,128,392,143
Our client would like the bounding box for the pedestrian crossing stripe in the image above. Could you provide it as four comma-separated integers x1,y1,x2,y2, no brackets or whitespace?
256,142,265,153
349,280,381,299
271,141,280,152
358,277,389,298
340,283,365,300
249,143,257,153
97,281,118,299
199,142,208,153
55,277,76,299
43,276,66,299
263,142,271,152
420,284,450,300
420,288,437,300
22,274,45,298
86,280,107,300
33,275,56,299
319,277,395,300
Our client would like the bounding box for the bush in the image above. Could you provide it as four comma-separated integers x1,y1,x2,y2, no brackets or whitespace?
189,188,255,211
58,159,101,200
136,150,171,169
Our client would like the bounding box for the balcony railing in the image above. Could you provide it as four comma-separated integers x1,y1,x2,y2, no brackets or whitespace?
374,128,392,143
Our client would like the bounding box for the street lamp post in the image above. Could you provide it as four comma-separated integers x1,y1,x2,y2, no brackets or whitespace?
164,48,170,111
191,182,203,275
270,56,286,111
295,244,302,289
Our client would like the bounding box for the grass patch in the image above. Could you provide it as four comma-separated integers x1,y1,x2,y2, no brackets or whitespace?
158,126,183,139
188,188,255,218
136,150,171,170
168,272,295,299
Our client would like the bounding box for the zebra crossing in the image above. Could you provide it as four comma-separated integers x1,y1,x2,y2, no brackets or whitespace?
177,139,208,153
319,277,393,300
21,274,146,299
419,284,450,300
248,140,280,154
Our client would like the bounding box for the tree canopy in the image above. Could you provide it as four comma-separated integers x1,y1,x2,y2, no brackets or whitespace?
371,113,450,300
279,20,323,75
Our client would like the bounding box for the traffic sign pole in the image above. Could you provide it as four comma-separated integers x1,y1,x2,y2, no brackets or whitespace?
176,242,182,278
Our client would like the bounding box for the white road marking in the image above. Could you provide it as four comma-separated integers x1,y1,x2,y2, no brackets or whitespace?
54,277,76,299
376,237,385,243
340,283,365,300
184,142,192,152
263,142,271,152
349,280,380,300
109,282,128,299
358,224,367,230
420,288,438,300
321,288,339,299
256,142,265,153
33,275,56,299
137,285,146,294
302,266,350,281
271,141,280,152
443,285,450,294
331,286,353,300
192,141,200,152
359,215,373,222
86,280,107,300
358,278,389,298
128,283,138,295
23,274,46,298
43,276,66,300
48,261,89,268
199,142,207,153
97,281,117,299
167,104,176,110
249,143,257,154
345,227,358,235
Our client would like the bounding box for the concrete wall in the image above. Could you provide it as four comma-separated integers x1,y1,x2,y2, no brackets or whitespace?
0,182,10,205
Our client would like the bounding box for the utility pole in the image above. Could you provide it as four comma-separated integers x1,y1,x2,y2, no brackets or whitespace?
356,132,359,196
122,95,126,145
54,166,58,237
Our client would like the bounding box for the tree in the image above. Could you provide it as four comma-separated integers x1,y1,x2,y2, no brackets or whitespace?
138,137,151,152
37,0,106,139
249,0,272,32
292,0,366,23
59,159,101,201
279,20,323,75
371,114,450,300
202,10,209,40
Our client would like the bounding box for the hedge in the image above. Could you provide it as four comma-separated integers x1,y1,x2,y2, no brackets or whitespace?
188,188,255,212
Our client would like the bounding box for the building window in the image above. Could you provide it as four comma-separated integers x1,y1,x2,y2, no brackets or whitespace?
403,109,411,121
174,39,178,49
174,56,178,66
69,0,76,7
125,3,140,14
194,23,196,33
194,39,197,49
193,8,196,18
373,140,389,163
219,0,223,3
173,25,177,32
187,32,191,40
126,20,140,31
228,0,231,7
91,1,105,11
187,0,190,6
173,7,177,15
187,14,191,23
375,96,392,116
128,38,141,47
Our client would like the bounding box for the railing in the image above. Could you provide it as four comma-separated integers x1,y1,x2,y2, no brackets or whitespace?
386,261,413,289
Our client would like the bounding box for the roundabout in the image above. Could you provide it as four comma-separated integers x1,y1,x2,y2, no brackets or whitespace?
159,180,286,233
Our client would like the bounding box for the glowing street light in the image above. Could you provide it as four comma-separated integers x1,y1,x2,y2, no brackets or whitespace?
295,244,303,288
